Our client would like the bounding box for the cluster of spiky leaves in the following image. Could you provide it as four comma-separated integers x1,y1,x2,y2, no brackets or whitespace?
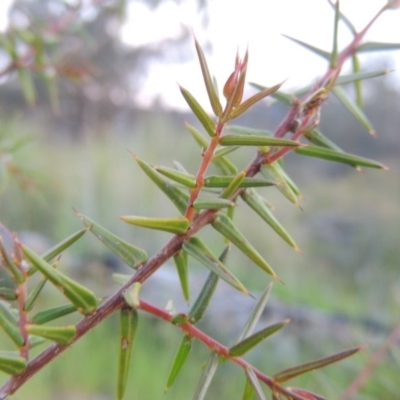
1,2,400,399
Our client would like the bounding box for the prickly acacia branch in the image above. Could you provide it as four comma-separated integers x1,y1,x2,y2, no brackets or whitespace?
0,3,394,398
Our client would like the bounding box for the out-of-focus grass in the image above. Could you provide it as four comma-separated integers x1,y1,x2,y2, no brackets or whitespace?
0,121,399,399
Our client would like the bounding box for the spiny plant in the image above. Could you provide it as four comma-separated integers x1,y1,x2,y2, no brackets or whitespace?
1,1,400,399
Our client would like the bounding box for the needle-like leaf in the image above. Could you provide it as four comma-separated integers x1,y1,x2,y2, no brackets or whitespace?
230,82,285,119
30,304,77,325
0,301,24,346
165,335,192,391
77,212,148,269
332,86,376,136
233,282,273,344
273,346,364,383
295,145,388,169
229,320,289,357
121,216,190,235
204,175,275,188
330,0,340,67
194,36,223,117
117,307,139,400
241,189,298,250
173,251,190,303
260,164,299,206
245,368,267,400
0,352,27,375
192,352,219,400
22,245,98,315
155,166,196,188
26,324,76,345
183,237,248,294
220,135,299,147
357,41,400,52
132,153,190,213
283,35,330,59
212,214,280,280
179,85,216,137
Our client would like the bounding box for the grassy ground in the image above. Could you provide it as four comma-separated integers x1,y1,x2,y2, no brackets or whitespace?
0,121,399,399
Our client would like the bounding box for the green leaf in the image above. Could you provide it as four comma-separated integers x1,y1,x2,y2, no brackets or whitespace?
357,41,400,52
121,216,190,235
273,346,364,383
41,228,87,263
77,212,147,269
188,271,219,324
282,35,330,59
193,352,219,400
335,69,390,86
213,145,240,158
212,214,280,280
0,352,27,375
179,86,216,137
295,145,388,169
220,171,246,199
260,164,299,206
185,123,237,175
230,82,284,119
165,335,192,391
332,86,376,136
132,153,190,213
241,189,298,250
183,237,248,294
186,120,209,149
352,55,363,108
173,251,190,303
22,245,98,315
229,320,289,357
0,301,24,346
330,0,340,67
155,166,196,188
327,0,356,34
0,238,24,284
194,37,223,117
303,129,342,151
249,82,293,106
117,307,139,400
227,125,274,137
204,175,275,189
242,376,255,400
188,243,229,324
0,287,17,301
26,324,76,345
245,368,266,400
193,197,235,210
30,304,77,325
234,283,273,344
24,278,47,311
220,135,299,147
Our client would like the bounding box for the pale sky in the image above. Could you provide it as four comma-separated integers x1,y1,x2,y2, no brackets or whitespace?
1,1,399,110
122,0,400,109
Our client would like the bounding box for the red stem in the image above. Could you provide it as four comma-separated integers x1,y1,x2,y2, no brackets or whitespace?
138,301,307,400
